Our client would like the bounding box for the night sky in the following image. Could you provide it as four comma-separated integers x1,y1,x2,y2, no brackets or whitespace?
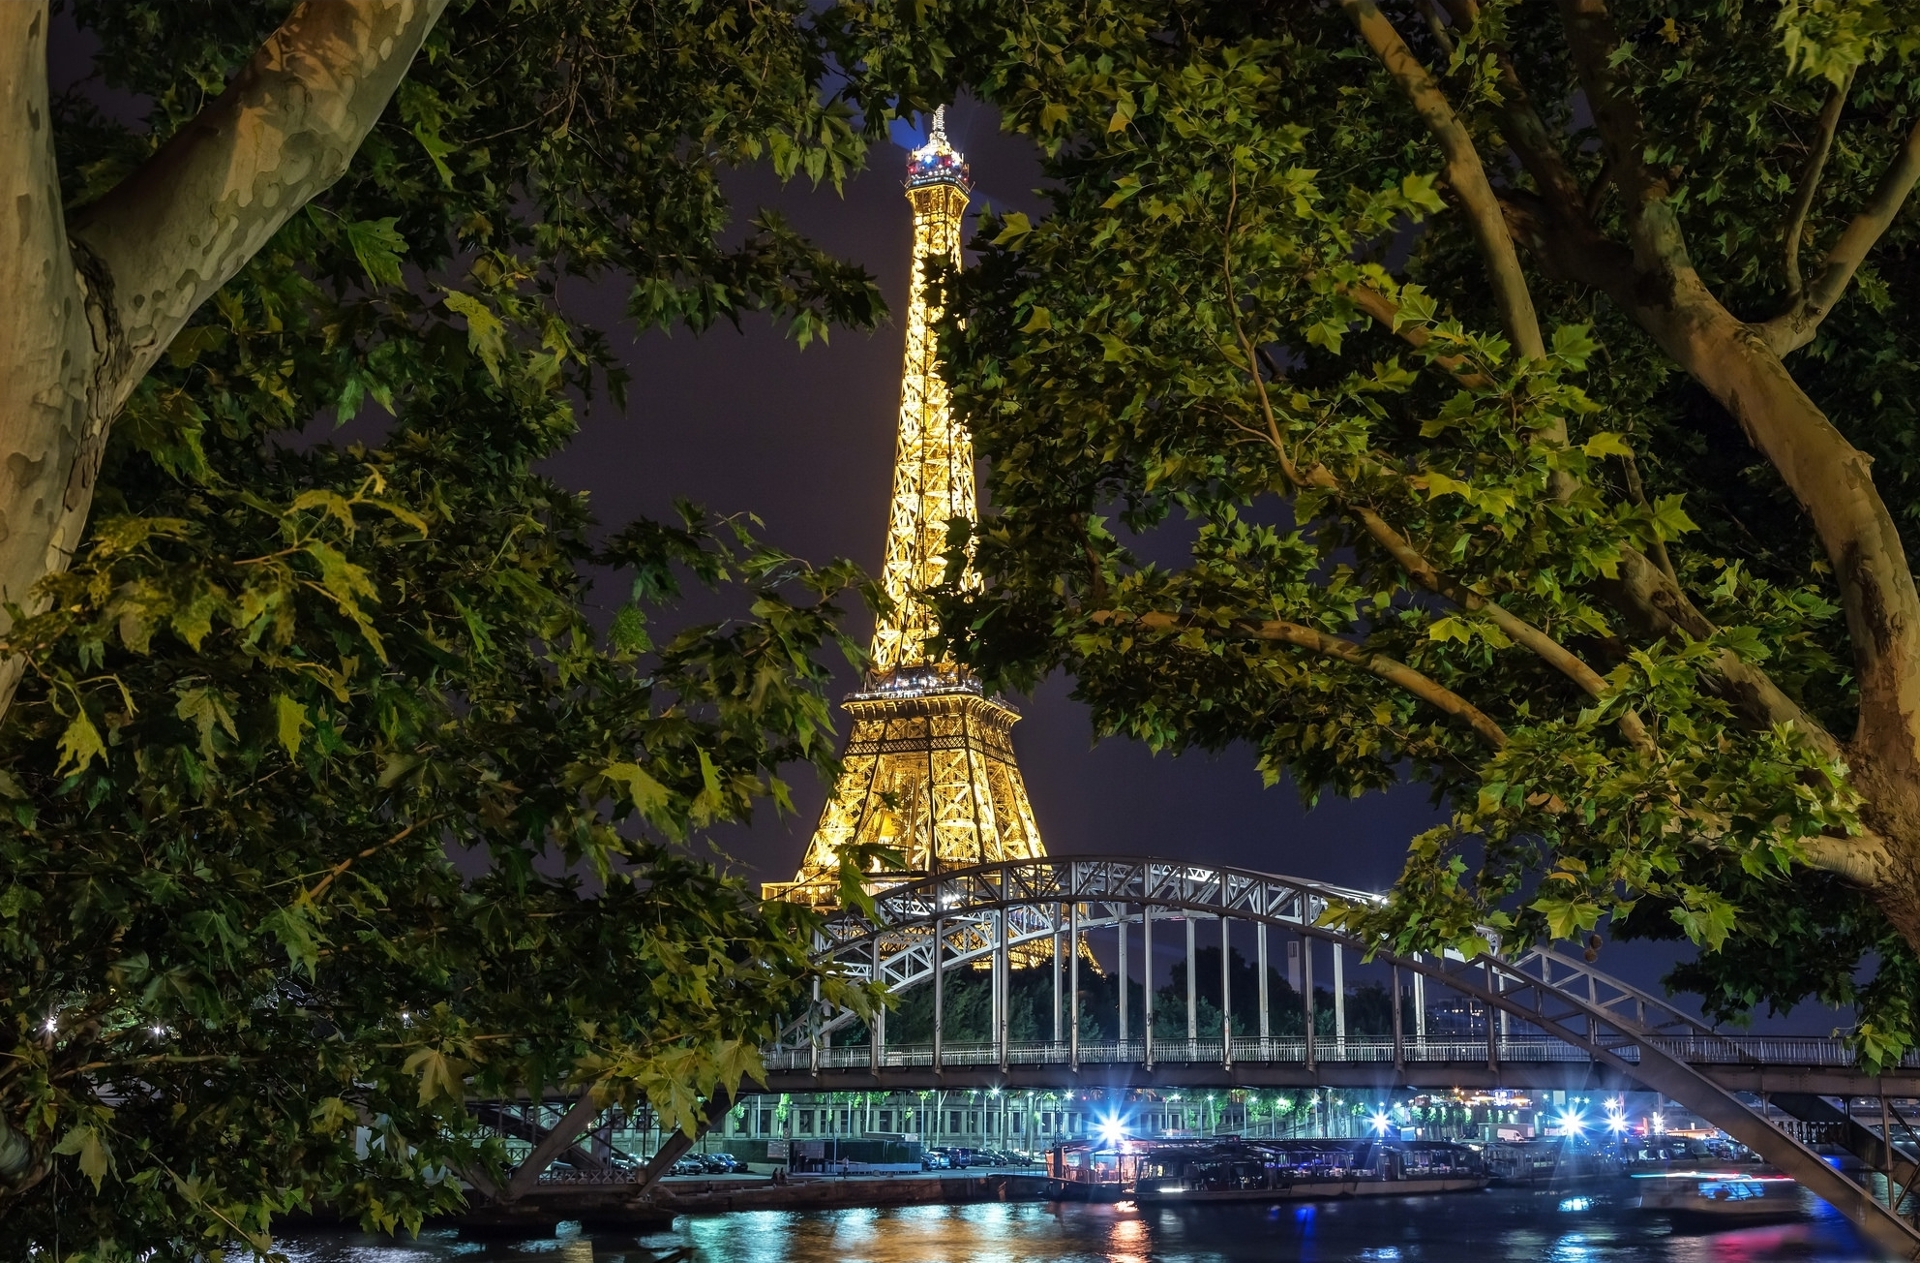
535,101,1837,1033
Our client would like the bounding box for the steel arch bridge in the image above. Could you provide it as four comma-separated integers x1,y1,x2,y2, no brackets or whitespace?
765,856,1920,1259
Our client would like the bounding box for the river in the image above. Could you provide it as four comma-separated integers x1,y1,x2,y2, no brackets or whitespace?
278,1187,1891,1262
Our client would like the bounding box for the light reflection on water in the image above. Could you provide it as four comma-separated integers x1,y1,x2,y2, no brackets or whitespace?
278,1188,1889,1263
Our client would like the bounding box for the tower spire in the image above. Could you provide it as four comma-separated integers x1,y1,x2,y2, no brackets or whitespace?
869,107,974,681
767,111,1049,904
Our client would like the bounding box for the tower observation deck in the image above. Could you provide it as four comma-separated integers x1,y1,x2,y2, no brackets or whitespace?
765,109,1049,904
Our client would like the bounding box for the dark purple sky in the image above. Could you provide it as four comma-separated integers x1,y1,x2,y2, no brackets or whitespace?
542,100,1448,898
532,102,1841,1032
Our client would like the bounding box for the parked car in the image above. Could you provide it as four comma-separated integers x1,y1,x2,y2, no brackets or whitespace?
923,1146,972,1169
921,1149,952,1171
699,1152,744,1174
668,1157,706,1177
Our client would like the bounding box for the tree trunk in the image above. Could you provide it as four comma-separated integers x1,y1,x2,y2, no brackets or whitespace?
0,0,445,719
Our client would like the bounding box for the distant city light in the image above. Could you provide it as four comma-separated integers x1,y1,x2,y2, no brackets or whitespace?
1555,1109,1587,1136
1095,1114,1128,1145
1369,1111,1393,1136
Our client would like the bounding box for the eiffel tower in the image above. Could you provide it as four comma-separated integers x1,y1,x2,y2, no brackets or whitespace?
765,110,1048,905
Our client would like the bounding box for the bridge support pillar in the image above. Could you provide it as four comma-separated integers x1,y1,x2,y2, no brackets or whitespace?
995,907,1009,1070
1052,909,1062,1047
1302,934,1315,1072
1221,915,1233,1068
1391,963,1404,1072
932,916,944,1071
1186,915,1197,1057
1118,908,1129,1051
1143,907,1155,1069
1333,942,1346,1054
1068,900,1080,1070
872,936,885,1073
1257,920,1270,1055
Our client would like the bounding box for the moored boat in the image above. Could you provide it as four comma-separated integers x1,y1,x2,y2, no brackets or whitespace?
1046,1137,1488,1203
1630,1169,1805,1227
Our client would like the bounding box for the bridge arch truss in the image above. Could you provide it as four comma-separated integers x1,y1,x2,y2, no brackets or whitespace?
768,857,1920,1258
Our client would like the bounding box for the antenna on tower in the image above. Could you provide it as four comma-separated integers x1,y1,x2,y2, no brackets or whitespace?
929,104,948,150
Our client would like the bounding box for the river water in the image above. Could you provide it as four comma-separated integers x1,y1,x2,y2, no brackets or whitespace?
278,1187,1891,1262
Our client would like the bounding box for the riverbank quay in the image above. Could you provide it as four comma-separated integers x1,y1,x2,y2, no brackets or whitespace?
347,1170,1056,1235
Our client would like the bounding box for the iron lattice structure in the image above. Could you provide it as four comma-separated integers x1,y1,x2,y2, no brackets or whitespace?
765,111,1049,906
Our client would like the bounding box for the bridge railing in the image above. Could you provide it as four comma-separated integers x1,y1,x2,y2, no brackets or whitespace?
761,1033,1907,1074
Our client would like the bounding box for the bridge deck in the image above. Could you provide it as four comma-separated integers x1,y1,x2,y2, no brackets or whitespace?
763,1038,1920,1097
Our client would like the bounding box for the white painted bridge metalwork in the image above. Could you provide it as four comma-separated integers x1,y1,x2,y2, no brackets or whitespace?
766,857,1920,1258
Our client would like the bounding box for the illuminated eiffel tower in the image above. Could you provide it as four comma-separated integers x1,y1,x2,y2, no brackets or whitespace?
766,109,1048,905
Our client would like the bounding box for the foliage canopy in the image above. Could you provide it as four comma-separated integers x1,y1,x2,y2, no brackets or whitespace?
1,0,884,1255
830,0,1920,1067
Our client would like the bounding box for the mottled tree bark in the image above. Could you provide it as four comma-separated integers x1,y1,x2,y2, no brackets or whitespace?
0,0,447,715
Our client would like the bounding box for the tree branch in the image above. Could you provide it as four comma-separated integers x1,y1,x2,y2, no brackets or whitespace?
1801,831,1894,886
1440,0,1589,225
1555,0,1693,284
1602,544,1842,762
1333,284,1836,761
1346,502,1656,753
1122,610,1510,748
1781,70,1854,301
1762,113,1920,355
1341,284,1493,389
1339,0,1546,360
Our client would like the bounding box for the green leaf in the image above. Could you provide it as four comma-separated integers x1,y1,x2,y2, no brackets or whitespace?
1530,894,1603,940
992,212,1033,247
1551,324,1598,370
1582,431,1633,459
402,1047,471,1106
443,291,507,384
264,905,323,975
53,1124,111,1191
343,217,407,288
603,761,672,822
1399,172,1446,215
55,710,107,777
274,694,312,758
413,122,457,187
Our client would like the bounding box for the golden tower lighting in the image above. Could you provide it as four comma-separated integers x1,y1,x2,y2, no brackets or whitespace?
766,109,1049,905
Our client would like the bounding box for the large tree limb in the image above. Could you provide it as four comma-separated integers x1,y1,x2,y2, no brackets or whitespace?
1339,0,1545,361
1121,609,1510,747
1761,113,1920,356
0,3,93,608
1627,284,1920,790
0,0,446,718
1602,548,1842,762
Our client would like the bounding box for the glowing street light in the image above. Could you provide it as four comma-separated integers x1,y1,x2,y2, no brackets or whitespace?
1095,1113,1129,1146
1556,1109,1587,1137
1368,1111,1394,1137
